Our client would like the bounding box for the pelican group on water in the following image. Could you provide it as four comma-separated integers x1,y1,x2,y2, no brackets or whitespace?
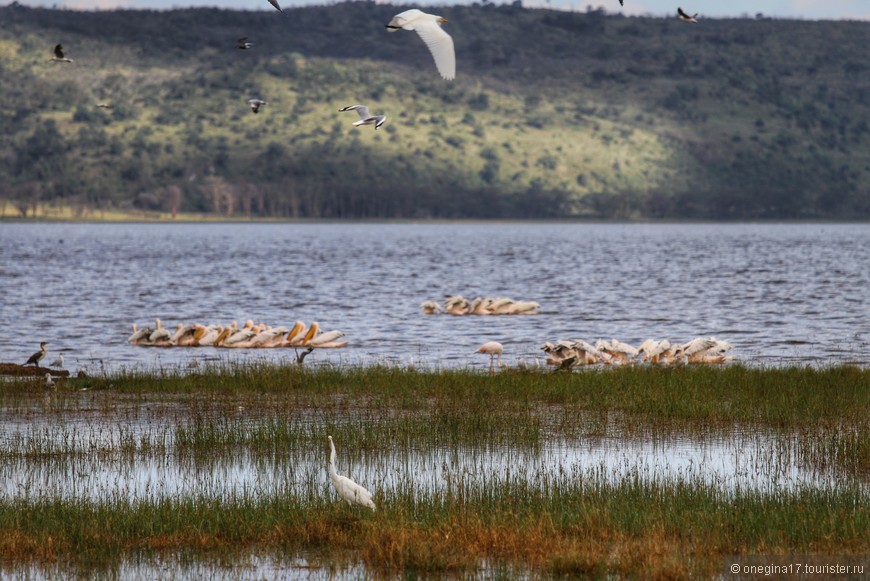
127,319,347,349
541,337,734,370
424,295,541,316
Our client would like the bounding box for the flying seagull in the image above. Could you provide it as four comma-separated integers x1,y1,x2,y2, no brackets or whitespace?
677,8,698,23
237,37,253,50
386,9,455,81
50,44,73,63
247,98,267,114
339,105,387,130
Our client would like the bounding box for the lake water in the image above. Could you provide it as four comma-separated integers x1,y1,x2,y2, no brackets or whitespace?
1,222,868,371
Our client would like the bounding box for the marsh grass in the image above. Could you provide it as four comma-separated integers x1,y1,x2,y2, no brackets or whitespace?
1,478,867,578
1,363,868,577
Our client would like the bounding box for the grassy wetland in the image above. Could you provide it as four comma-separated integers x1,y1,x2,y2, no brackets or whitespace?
1,363,869,578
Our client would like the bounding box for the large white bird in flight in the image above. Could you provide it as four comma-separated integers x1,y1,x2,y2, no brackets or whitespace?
386,9,455,81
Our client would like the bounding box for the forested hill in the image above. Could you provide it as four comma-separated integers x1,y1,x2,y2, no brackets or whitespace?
1,3,869,219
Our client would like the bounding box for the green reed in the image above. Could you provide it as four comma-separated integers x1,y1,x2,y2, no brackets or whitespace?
1,474,867,577
1,363,868,576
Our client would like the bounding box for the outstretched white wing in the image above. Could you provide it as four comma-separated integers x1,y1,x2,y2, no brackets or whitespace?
412,19,455,80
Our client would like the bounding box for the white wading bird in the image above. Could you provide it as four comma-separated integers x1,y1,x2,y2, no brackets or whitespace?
339,105,387,130
386,9,455,80
476,341,504,372
327,435,376,510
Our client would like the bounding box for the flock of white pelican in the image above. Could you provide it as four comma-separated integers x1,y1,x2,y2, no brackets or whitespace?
422,296,541,316
127,319,347,349
540,337,734,369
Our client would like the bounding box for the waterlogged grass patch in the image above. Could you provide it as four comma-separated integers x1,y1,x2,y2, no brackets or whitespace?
0,364,868,576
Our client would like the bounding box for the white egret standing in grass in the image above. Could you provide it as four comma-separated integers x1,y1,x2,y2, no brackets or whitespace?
327,435,376,510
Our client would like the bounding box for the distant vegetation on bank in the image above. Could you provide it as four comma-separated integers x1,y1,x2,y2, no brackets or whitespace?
1,2,869,219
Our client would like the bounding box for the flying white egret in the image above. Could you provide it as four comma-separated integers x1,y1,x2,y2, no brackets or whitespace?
386,9,455,80
327,436,376,510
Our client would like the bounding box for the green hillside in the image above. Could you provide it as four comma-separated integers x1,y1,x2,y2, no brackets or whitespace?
1,3,869,219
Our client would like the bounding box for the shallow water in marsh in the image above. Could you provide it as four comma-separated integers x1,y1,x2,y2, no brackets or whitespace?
1,222,869,372
0,401,862,503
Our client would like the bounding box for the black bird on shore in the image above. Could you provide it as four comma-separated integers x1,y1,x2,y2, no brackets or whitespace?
24,342,48,367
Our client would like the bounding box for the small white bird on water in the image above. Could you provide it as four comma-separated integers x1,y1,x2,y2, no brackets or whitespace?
386,9,455,81
339,105,387,130
327,435,376,510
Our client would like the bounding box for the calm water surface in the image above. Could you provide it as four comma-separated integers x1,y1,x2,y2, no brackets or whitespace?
2,222,868,371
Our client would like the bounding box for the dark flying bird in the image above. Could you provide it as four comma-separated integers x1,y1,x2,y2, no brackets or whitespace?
237,37,253,50
24,342,49,367
50,44,73,63
247,98,267,113
677,8,698,23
